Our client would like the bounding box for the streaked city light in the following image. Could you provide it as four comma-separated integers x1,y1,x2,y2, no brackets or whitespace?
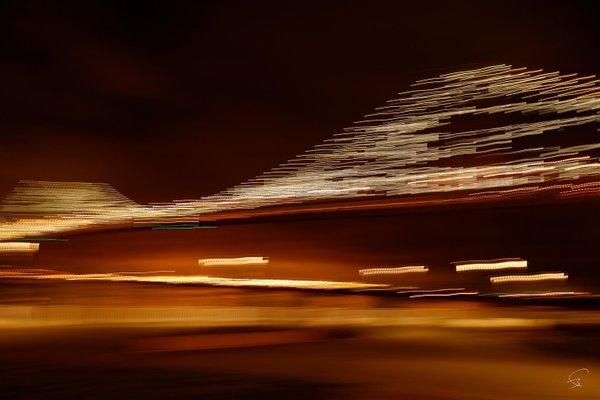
490,272,568,284
2,65,600,239
498,291,590,298
0,270,386,291
359,266,429,276
198,257,270,267
0,242,40,254
409,291,479,298
454,258,528,272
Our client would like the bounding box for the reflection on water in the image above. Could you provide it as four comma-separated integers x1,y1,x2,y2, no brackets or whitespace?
0,281,599,399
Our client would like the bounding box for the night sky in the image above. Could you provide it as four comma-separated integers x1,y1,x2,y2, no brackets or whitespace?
1,1,599,283
1,1,599,203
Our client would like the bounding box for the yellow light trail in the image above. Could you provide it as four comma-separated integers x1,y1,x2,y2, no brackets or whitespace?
0,271,386,291
0,242,40,254
198,257,269,267
454,258,527,272
359,266,429,276
490,272,568,284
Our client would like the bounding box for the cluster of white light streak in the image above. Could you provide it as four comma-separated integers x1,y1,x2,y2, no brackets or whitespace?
198,257,269,267
359,266,428,276
454,258,527,272
1,65,600,240
0,181,146,241
191,64,600,213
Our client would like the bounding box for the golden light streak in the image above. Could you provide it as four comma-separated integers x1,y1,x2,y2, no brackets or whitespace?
490,273,568,284
454,258,527,272
0,242,40,254
498,291,589,298
441,318,553,328
359,266,429,276
0,271,386,291
198,257,269,267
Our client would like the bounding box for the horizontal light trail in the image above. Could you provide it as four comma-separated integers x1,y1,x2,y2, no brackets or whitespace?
0,271,386,291
359,266,428,276
454,258,527,272
198,257,269,267
490,272,568,284
409,291,479,298
397,288,466,294
0,242,39,254
498,291,589,298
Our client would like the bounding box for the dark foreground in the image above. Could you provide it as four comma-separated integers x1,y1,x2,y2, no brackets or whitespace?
0,282,599,399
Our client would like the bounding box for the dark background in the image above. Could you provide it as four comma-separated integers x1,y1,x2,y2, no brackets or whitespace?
1,6,600,399
0,1,598,286
1,0,599,203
